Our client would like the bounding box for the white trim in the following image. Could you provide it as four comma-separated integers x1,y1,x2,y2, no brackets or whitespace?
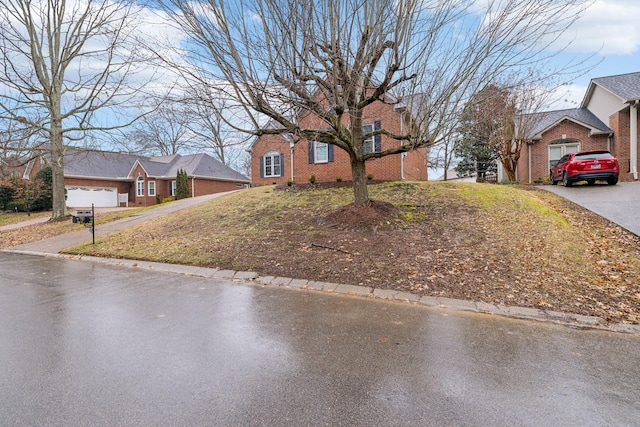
263,151,282,177
631,102,638,180
136,176,144,197
313,142,329,163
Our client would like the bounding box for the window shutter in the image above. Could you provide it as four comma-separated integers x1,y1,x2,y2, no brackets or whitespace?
328,144,334,162
374,121,382,152
279,153,285,176
308,141,315,164
260,156,264,178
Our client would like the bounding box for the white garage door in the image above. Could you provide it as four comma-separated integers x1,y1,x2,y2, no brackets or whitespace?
66,186,118,208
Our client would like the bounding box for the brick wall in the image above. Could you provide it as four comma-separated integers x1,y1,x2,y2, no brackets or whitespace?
520,119,610,183
251,134,292,186
250,95,429,185
190,178,245,197
610,110,636,180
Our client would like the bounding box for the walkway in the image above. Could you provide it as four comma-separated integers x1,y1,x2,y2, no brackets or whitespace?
8,192,236,253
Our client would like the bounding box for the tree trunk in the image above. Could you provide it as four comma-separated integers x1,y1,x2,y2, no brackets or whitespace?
50,118,67,220
503,159,517,182
350,158,369,206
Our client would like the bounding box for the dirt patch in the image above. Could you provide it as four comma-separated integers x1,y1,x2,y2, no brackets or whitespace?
324,200,399,229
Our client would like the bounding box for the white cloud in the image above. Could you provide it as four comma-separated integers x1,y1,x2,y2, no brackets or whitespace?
545,84,588,111
557,0,640,55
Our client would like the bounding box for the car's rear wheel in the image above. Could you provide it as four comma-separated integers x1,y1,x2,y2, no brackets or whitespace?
550,171,558,185
608,177,618,185
562,171,572,187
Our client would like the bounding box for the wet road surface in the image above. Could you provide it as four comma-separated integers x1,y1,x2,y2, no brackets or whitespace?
1,252,639,426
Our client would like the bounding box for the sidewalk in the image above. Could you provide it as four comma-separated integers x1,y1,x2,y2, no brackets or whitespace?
7,192,236,254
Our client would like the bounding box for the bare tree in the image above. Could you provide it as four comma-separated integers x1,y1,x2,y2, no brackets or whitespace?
126,103,193,156
428,138,459,181
0,0,160,219
494,86,551,182
0,113,42,180
160,0,591,205
182,84,253,168
462,83,550,182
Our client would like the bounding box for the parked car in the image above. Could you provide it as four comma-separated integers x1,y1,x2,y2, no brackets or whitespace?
550,150,619,187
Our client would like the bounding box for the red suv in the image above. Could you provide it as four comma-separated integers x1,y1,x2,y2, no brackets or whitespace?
550,150,619,187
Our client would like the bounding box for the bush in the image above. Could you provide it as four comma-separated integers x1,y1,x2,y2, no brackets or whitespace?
0,184,14,211
367,173,374,181
336,177,342,182
287,179,293,187
309,174,316,184
6,201,25,212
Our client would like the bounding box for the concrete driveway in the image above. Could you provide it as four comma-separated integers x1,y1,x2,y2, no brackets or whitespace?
543,181,640,236
7,191,236,254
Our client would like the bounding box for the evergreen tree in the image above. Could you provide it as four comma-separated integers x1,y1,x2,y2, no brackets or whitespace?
176,169,189,200
33,165,53,210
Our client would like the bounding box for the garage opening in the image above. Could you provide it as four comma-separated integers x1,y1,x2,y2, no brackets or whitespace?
66,186,118,208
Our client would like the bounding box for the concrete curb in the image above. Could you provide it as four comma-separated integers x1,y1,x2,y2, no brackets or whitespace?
4,248,640,335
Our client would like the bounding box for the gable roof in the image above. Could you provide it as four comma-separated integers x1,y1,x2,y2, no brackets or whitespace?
64,149,249,182
581,71,640,106
525,108,612,140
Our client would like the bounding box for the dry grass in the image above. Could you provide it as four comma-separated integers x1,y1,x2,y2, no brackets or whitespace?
0,206,155,249
0,211,50,227
63,182,640,324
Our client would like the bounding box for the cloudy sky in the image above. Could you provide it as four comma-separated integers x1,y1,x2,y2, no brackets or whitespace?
547,0,640,110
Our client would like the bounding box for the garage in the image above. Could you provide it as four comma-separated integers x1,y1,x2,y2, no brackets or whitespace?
66,186,118,208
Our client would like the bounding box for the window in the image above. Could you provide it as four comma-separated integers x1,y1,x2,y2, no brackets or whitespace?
362,124,375,154
262,151,282,177
314,142,329,163
136,176,144,197
170,180,176,197
308,141,334,164
362,121,382,154
549,140,579,169
148,180,156,197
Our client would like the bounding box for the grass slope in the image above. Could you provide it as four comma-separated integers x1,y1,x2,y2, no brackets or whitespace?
65,182,640,323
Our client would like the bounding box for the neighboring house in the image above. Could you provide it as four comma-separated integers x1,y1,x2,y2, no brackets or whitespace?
249,95,428,186
23,149,249,208
517,71,640,183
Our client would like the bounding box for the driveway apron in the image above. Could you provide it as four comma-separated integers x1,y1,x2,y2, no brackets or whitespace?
543,181,640,236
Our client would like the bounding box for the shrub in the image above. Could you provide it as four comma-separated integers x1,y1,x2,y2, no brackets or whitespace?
336,177,342,182
367,173,374,181
0,184,14,211
287,179,293,187
176,169,189,200
7,201,25,212
309,174,316,184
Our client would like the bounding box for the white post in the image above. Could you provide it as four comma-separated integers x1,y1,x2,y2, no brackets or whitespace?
631,102,638,180
290,141,295,182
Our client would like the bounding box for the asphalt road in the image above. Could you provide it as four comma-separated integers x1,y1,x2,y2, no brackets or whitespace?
1,252,639,426
543,181,640,236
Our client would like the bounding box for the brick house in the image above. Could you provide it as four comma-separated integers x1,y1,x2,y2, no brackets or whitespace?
22,149,249,208
517,72,640,183
249,95,428,186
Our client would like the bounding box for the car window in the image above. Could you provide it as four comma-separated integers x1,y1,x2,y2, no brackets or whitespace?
574,152,613,160
558,155,569,164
